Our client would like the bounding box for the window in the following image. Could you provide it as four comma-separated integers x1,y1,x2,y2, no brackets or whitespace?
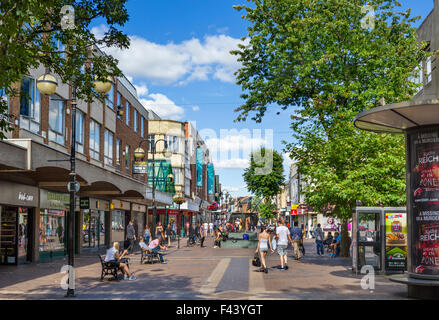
426,56,432,84
117,92,121,107
89,120,100,160
148,135,155,152
125,101,130,126
141,116,144,137
133,109,137,132
116,139,121,171
165,135,179,153
173,168,181,184
20,76,41,133
75,110,84,154
106,83,114,109
125,144,130,173
104,130,114,166
48,95,65,145
0,88,9,122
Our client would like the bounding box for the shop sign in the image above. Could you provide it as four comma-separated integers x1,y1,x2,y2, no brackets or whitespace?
385,212,407,270
40,190,70,210
80,197,90,209
410,130,439,276
133,161,147,174
18,192,34,202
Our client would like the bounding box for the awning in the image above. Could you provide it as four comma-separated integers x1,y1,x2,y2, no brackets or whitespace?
354,99,439,134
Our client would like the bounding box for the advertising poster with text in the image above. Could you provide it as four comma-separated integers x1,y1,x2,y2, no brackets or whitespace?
385,213,407,270
411,131,439,275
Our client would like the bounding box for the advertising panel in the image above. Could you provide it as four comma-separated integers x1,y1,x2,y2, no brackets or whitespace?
196,148,203,187
385,212,407,270
410,130,439,276
323,216,341,232
208,163,214,194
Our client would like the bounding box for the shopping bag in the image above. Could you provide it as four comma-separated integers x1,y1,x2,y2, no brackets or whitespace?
272,239,277,250
252,253,261,267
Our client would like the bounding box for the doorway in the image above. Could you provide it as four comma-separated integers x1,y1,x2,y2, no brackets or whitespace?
357,211,382,271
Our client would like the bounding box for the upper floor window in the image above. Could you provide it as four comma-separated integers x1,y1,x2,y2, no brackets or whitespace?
173,167,181,185
75,110,85,154
133,109,137,132
165,135,179,153
148,134,155,152
20,76,41,134
116,139,121,171
104,130,114,166
89,120,100,161
48,95,65,145
117,91,121,107
125,144,130,173
125,101,130,126
106,83,114,109
426,56,432,84
141,116,144,137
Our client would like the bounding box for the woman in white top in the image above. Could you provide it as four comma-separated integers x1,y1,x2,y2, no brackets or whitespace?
104,242,136,280
255,227,273,273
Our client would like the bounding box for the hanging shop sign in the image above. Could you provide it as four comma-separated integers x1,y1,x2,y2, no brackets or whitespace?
208,163,214,194
133,161,147,174
80,197,90,209
385,212,407,271
409,130,439,276
40,190,69,210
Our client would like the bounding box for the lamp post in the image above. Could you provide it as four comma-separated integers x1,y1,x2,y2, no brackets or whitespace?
133,139,173,241
37,72,112,297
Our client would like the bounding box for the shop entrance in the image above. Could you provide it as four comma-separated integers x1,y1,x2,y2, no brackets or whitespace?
0,206,32,265
82,210,105,249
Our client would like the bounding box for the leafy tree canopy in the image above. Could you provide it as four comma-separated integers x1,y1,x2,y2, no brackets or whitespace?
0,0,130,139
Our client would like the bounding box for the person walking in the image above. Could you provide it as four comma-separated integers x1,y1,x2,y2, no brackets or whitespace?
275,220,293,270
144,225,151,245
255,226,273,273
290,222,303,260
209,221,214,237
314,223,324,256
126,220,136,256
185,221,190,237
155,221,164,245
199,223,206,247
171,220,177,241
166,223,172,247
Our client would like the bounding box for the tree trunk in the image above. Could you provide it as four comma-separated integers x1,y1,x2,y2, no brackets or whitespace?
340,219,351,257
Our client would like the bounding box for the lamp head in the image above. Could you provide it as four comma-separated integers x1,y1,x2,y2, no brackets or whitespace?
134,147,145,161
93,76,113,94
36,73,58,95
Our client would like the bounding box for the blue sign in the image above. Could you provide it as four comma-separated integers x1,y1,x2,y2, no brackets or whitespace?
196,148,203,187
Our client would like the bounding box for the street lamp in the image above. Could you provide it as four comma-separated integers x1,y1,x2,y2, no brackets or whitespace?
133,139,173,240
37,72,112,297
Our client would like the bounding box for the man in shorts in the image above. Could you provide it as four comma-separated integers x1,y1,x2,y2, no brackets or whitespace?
275,220,293,270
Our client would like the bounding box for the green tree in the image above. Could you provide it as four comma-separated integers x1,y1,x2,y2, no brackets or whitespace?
0,0,130,139
243,148,284,217
232,0,428,256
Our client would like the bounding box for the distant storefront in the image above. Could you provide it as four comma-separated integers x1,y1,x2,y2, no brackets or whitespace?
80,197,110,250
111,200,130,246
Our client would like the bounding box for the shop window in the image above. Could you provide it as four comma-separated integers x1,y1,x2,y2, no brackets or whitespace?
111,210,125,243
104,129,114,166
90,119,101,161
39,209,66,255
20,76,41,134
48,95,65,145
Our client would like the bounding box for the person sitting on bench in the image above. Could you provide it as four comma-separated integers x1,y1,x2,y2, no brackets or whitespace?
330,232,341,258
104,242,136,280
140,236,168,264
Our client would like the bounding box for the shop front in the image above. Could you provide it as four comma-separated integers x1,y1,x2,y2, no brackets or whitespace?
80,197,109,250
110,199,130,247
0,181,38,265
39,189,70,261
131,203,146,240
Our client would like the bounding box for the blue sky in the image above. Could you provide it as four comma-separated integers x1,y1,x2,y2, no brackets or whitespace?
92,0,434,197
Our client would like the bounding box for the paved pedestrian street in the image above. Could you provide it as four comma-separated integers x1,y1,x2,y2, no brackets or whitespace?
0,238,407,300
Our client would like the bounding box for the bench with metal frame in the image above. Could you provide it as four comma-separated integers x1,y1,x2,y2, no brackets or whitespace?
98,255,130,280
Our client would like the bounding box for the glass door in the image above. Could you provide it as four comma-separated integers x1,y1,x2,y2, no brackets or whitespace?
0,206,18,265
358,211,381,271
18,208,29,264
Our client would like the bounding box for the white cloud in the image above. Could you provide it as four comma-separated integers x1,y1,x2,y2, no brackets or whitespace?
192,105,200,111
94,24,247,84
215,158,249,169
139,93,185,120
205,134,266,153
134,83,148,97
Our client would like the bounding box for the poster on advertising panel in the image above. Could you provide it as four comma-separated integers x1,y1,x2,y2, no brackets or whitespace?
410,130,439,276
385,212,407,270
323,216,340,232
196,148,203,187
